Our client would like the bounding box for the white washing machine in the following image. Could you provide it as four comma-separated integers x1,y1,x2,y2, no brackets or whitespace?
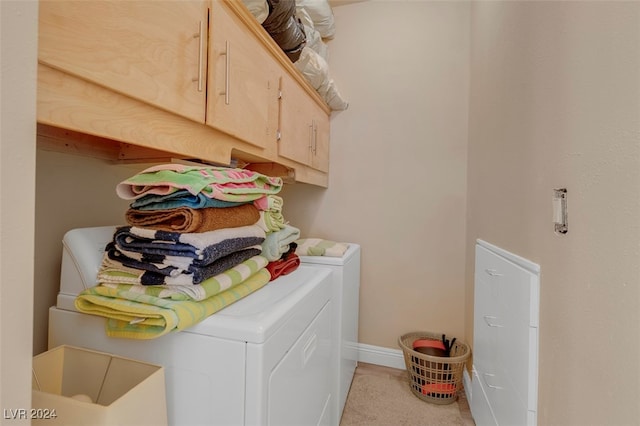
298,243,361,425
48,226,335,426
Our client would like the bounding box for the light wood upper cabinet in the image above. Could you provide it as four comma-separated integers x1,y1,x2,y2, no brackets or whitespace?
278,73,330,173
37,0,331,187
208,0,278,149
38,0,208,123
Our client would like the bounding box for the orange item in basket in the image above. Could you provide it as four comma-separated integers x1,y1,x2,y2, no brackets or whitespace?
422,383,457,395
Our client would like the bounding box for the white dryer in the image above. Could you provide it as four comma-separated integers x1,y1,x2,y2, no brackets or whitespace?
298,244,361,425
48,226,335,426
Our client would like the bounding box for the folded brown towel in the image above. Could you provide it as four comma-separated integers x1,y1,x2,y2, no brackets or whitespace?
125,204,260,233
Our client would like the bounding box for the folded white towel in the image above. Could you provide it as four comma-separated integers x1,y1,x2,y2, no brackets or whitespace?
261,225,301,261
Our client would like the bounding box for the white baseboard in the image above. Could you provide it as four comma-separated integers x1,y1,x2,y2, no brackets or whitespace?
463,367,472,403
356,343,406,370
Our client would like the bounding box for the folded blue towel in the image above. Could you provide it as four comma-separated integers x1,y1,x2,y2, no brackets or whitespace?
103,246,262,285
113,225,265,266
130,189,249,211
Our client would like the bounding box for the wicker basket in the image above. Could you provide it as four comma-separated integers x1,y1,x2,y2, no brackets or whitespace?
398,331,470,405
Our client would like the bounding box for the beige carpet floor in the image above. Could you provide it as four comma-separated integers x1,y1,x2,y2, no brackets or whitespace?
340,363,474,426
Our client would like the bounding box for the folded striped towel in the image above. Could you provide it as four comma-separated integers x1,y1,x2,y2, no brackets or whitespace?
101,246,262,285
75,268,271,339
113,225,265,266
256,211,286,233
100,256,268,301
295,238,349,257
252,194,282,212
116,164,283,203
255,195,286,232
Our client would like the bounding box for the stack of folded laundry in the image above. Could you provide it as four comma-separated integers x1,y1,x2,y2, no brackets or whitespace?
74,163,302,339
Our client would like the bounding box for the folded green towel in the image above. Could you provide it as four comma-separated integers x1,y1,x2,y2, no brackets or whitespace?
295,238,349,257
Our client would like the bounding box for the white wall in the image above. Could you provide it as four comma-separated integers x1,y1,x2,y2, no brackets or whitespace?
0,0,38,420
33,150,153,354
282,0,470,347
466,2,640,424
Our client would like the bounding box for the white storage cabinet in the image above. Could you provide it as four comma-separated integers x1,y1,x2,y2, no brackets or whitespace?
471,240,540,426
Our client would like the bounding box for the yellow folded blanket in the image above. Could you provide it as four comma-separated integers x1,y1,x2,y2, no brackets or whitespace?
100,255,268,301
75,268,271,340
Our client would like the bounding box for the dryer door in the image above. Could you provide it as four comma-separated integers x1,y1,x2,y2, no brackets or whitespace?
268,301,333,426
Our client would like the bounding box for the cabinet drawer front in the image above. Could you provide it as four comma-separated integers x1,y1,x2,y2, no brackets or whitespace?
477,246,537,325
470,367,498,426
476,365,530,426
473,268,499,374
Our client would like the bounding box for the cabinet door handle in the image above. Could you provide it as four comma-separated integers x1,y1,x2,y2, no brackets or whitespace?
276,79,282,141
312,120,318,154
482,373,504,390
220,40,230,105
193,21,204,92
483,315,503,328
485,268,503,277
308,122,314,151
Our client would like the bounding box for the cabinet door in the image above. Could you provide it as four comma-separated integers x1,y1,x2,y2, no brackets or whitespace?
278,73,312,166
278,73,330,172
207,0,277,149
38,0,208,123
